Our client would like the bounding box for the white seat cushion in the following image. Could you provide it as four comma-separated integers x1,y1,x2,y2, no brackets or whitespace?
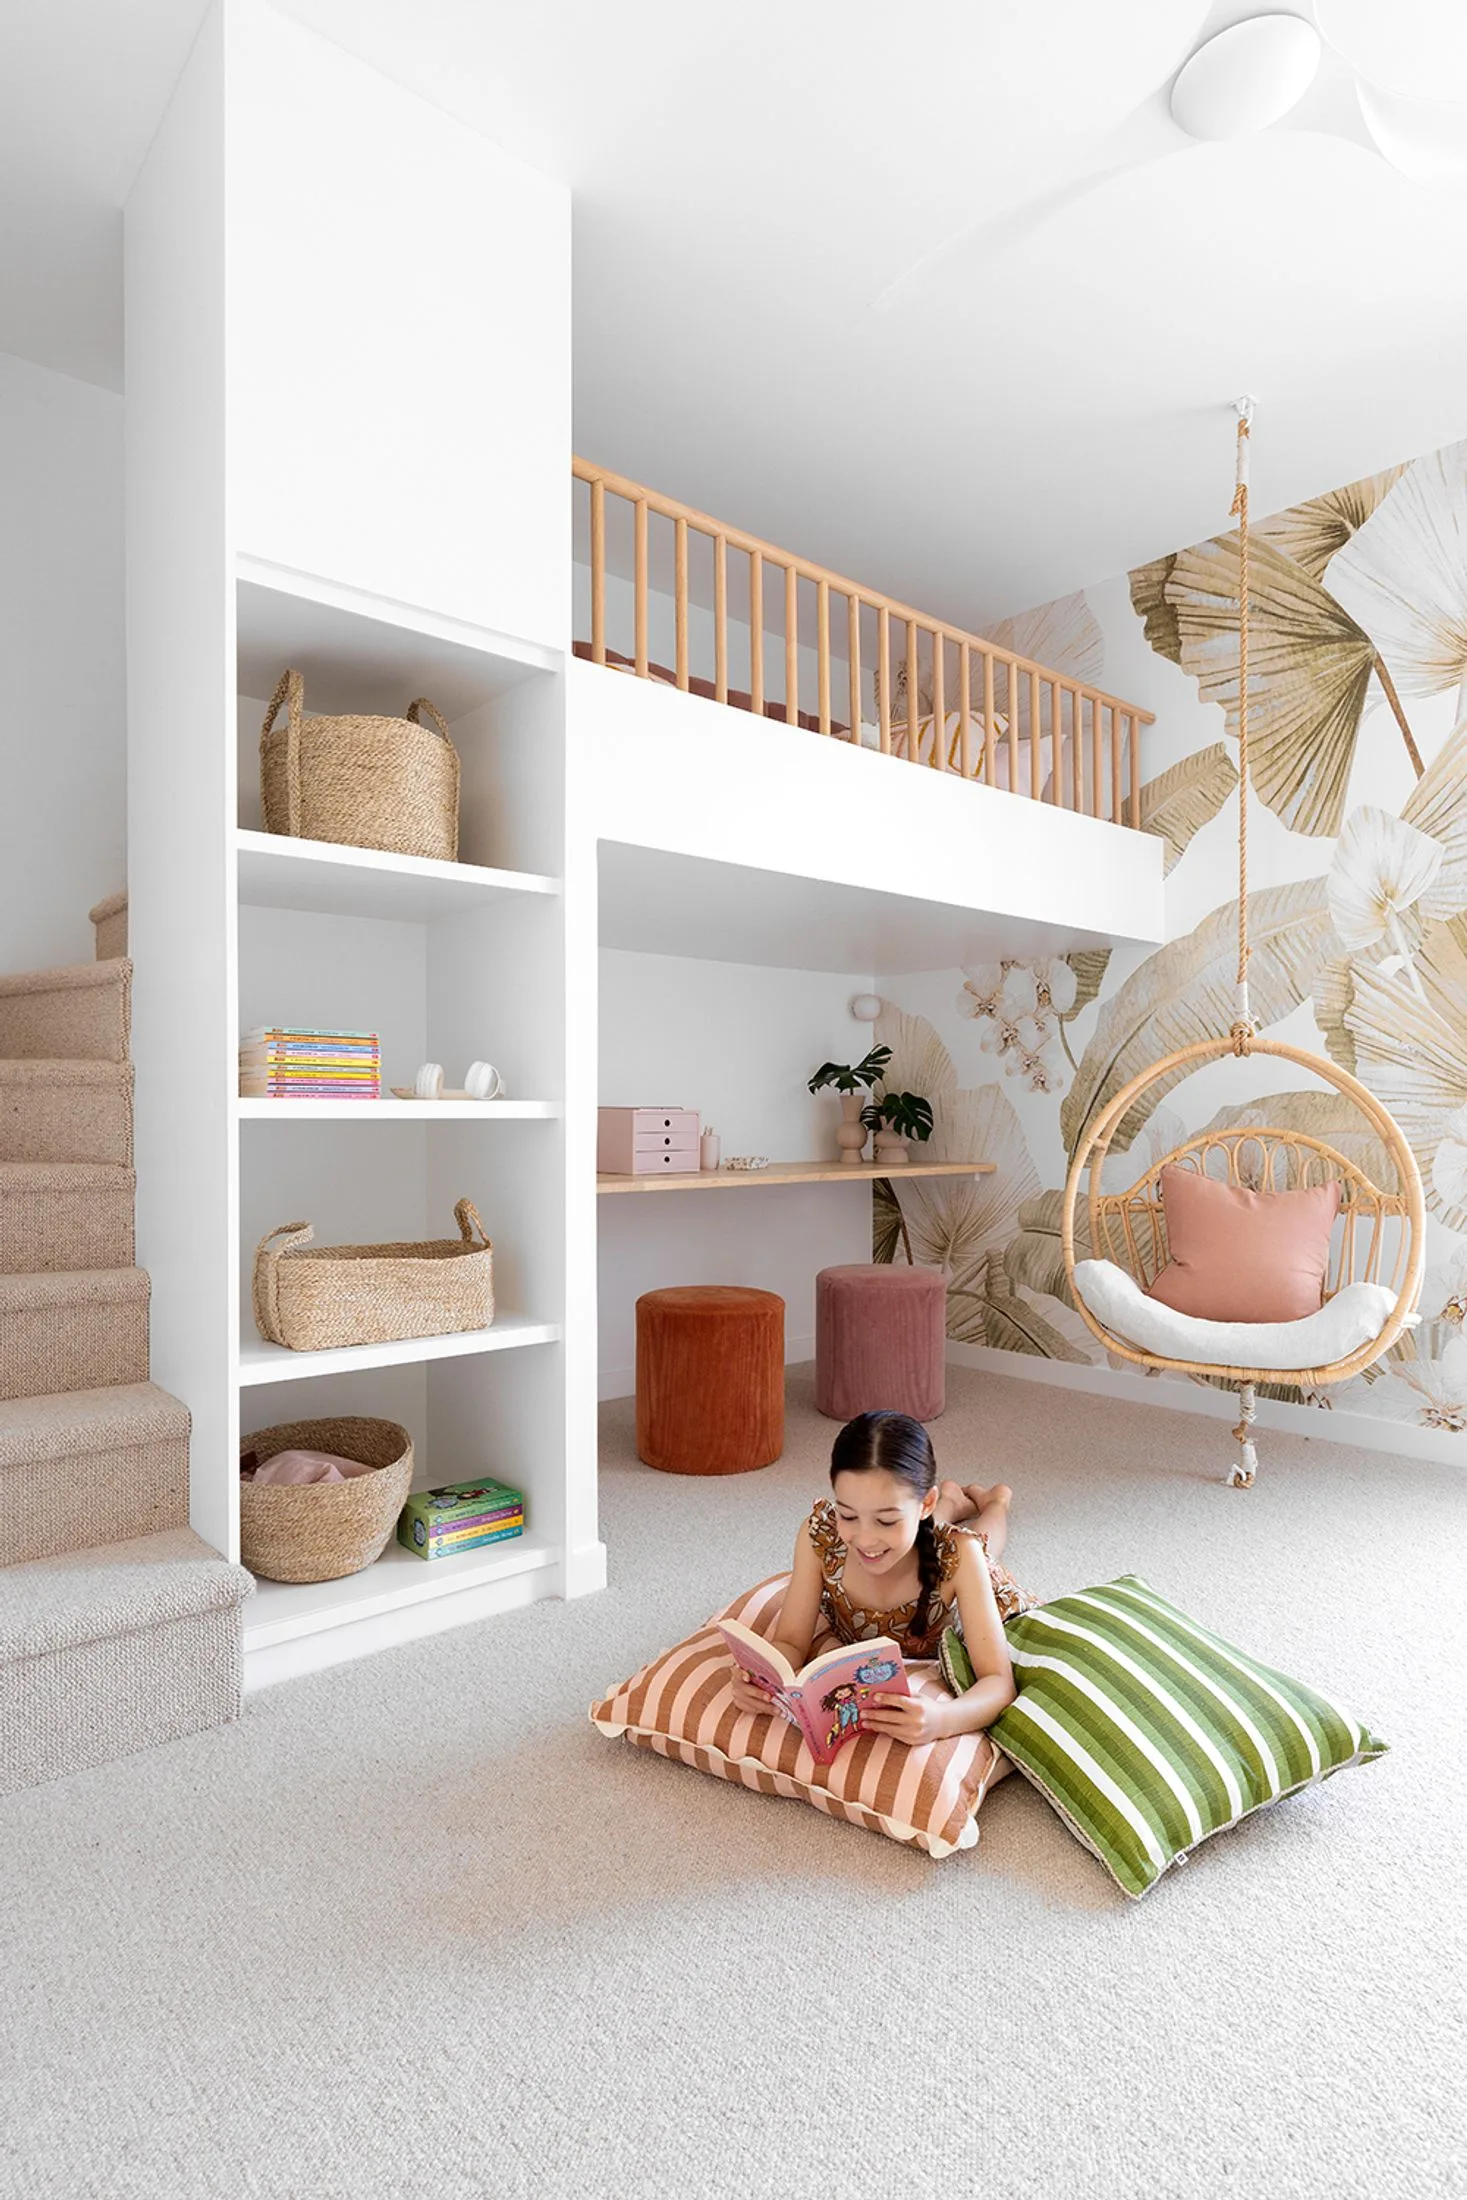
1072,1259,1407,1371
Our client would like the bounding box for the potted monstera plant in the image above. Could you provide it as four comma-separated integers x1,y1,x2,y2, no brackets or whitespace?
807,1045,891,1165
861,1086,935,1168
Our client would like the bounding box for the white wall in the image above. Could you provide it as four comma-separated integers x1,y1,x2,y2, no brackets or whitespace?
597,947,879,1395
0,352,124,972
227,2,570,649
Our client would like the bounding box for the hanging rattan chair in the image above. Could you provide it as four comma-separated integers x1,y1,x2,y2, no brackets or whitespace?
1060,403,1425,1486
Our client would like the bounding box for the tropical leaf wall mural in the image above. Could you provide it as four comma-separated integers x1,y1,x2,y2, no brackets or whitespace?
1124,742,1238,873
877,434,1467,1440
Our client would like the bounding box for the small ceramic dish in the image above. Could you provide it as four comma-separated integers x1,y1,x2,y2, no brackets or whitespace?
723,1155,770,1172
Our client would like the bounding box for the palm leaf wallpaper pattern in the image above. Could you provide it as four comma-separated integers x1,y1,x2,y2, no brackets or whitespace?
876,436,1467,1434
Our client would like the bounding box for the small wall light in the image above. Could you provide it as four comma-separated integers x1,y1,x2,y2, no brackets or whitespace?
850,993,883,1021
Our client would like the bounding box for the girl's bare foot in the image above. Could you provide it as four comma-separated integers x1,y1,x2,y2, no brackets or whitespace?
969,1482,1013,1561
936,1478,978,1524
969,1482,1012,1515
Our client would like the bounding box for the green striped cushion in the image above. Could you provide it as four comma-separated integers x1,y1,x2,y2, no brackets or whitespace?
982,1577,1388,1899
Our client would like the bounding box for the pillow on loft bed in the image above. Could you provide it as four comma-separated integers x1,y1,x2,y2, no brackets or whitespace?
589,1574,1004,1858
1073,1259,1402,1370
1147,1166,1340,1322
942,1575,1388,1900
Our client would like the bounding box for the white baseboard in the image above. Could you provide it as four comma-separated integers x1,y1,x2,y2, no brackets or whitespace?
242,1561,564,1692
943,1340,1464,1471
599,1331,816,1403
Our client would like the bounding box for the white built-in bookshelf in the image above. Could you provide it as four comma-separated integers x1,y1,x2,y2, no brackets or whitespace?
124,0,600,1688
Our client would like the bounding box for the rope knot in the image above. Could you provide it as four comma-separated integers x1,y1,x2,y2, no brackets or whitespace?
1230,1018,1255,1058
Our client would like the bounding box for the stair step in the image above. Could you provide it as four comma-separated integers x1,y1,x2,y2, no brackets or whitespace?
0,1268,150,1402
0,1160,135,1272
0,1058,133,1165
0,1382,188,1567
0,958,131,1063
0,1526,253,1796
89,892,128,962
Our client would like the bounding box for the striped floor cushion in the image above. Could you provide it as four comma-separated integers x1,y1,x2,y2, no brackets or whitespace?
590,1574,1004,1858
980,1575,1388,1900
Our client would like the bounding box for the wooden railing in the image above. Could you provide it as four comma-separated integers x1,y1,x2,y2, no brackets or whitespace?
572,456,1154,828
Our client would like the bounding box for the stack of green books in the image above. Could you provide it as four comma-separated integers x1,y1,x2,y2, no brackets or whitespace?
397,1478,525,1561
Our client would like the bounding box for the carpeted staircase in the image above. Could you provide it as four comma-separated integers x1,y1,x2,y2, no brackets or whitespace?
0,946,250,1796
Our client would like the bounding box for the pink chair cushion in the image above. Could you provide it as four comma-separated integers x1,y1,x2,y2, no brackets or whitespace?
1147,1165,1340,1323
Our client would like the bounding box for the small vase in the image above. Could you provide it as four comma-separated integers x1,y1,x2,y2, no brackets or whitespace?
836,1094,868,1166
700,1130,721,1172
873,1130,909,1167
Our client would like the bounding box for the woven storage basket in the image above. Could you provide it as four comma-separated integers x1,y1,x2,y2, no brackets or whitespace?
252,1198,494,1352
240,1415,414,1583
260,668,460,861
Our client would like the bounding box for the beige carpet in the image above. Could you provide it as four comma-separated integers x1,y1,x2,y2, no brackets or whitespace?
1,1364,1463,2200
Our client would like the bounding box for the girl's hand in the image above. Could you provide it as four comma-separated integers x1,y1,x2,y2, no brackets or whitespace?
728,1666,774,1718
861,1692,949,1746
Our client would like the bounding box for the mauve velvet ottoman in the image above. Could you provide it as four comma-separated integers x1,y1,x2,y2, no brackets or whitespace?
815,1263,946,1422
636,1285,785,1473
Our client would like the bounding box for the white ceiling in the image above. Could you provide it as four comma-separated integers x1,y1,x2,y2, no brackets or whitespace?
5,1,1467,621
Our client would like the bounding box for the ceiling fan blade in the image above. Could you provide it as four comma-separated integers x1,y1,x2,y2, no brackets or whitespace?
871,95,1186,313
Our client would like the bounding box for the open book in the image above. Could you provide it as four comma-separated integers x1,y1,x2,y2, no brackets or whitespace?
717,1619,911,1764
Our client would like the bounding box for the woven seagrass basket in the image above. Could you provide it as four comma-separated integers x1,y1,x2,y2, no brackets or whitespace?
253,1199,494,1352
240,1415,414,1584
260,668,460,861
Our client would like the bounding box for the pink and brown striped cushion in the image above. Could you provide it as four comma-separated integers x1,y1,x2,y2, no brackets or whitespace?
589,1574,1003,1857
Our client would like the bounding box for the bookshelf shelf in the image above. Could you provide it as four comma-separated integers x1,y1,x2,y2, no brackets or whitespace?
238,1315,562,1387
236,1098,561,1121
236,829,559,923
243,1530,560,1652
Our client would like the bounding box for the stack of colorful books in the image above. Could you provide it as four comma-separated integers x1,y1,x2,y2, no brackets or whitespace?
239,1026,381,1100
397,1478,525,1561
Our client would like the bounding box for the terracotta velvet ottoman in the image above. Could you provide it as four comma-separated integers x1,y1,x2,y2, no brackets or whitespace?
815,1263,947,1422
636,1285,785,1474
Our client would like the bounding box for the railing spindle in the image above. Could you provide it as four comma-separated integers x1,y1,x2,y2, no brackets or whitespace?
634,497,649,678
714,534,728,704
590,478,606,664
1029,667,1042,801
1006,661,1020,793
848,594,861,746
878,608,892,755
1111,700,1123,824
959,641,972,778
982,649,996,785
1051,681,1063,804
1129,711,1142,827
817,578,831,735
1073,689,1085,813
931,633,945,769
906,617,919,762
750,548,764,717
786,565,799,726
1091,696,1103,819
674,515,690,691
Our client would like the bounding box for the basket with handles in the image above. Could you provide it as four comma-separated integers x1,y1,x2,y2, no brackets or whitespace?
260,667,460,861
252,1199,494,1352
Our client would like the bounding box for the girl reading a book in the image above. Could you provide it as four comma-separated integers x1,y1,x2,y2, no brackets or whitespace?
728,1410,1035,1745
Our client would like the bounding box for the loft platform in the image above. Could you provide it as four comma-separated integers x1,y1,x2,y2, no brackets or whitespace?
571,462,1164,953
571,457,1154,826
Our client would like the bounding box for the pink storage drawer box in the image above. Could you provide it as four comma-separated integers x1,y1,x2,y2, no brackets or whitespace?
598,1107,701,1174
